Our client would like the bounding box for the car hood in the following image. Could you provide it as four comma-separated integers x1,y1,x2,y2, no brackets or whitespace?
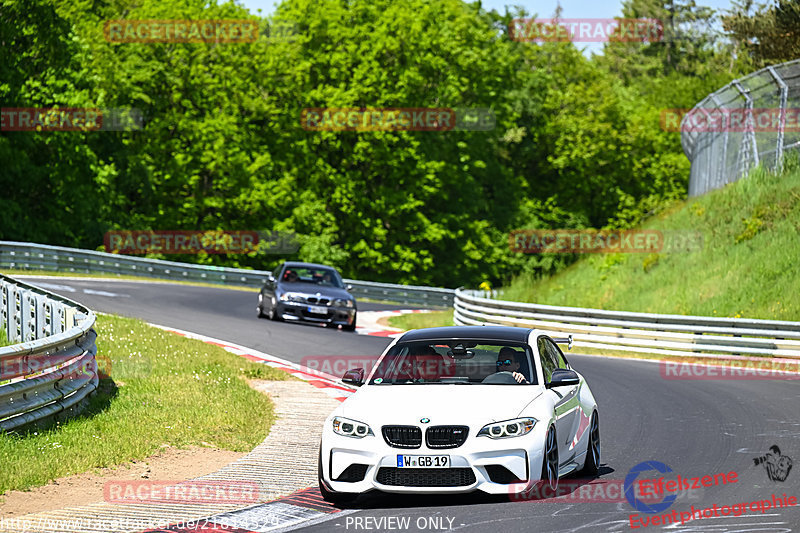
339,384,543,426
278,282,352,299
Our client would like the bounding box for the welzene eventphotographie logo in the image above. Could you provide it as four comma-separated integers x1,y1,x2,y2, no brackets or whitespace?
753,445,793,482
104,230,299,255
1,107,143,132
624,460,797,529
300,107,495,132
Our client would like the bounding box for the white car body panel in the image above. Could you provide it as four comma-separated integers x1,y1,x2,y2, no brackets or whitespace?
319,327,599,497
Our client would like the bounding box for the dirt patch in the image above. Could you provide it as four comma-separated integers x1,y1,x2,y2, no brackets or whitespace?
0,445,244,516
376,315,402,330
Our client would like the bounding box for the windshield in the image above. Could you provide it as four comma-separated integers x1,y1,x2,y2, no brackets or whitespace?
368,341,536,385
281,266,343,288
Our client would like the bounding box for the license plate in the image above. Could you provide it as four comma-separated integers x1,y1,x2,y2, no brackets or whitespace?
307,305,327,314
397,455,450,468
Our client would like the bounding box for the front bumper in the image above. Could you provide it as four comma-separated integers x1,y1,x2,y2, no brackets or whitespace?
320,424,547,495
277,301,355,326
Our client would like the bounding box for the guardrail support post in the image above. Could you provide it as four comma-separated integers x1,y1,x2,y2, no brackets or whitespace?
768,66,788,172
733,81,759,176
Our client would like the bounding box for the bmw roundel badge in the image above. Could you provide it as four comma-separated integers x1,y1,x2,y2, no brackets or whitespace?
420,417,430,424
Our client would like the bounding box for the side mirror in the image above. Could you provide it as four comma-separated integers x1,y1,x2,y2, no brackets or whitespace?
267,273,275,283
553,335,574,351
346,284,353,291
547,369,580,388
342,367,365,387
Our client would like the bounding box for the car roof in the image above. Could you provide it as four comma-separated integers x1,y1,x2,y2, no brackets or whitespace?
281,261,339,270
398,326,533,343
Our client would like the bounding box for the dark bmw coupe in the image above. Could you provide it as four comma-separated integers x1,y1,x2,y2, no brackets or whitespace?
257,262,357,330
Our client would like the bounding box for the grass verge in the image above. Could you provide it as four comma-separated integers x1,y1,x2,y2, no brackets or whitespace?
0,314,289,494
502,164,800,321
387,310,454,330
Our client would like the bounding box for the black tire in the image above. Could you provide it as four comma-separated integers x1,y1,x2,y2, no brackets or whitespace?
318,449,357,504
540,425,559,494
257,294,266,319
267,299,281,321
342,313,357,331
579,412,600,477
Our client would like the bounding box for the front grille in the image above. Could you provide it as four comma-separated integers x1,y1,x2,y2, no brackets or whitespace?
306,297,330,305
426,426,469,449
376,467,476,487
382,426,422,448
334,464,369,482
484,465,526,484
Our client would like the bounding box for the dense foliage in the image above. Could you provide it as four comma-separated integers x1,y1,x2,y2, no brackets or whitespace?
0,0,786,286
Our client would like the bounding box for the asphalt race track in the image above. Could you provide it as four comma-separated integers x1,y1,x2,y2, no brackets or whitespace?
21,277,397,360
22,277,800,532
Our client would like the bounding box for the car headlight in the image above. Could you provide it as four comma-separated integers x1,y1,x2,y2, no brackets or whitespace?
332,416,373,438
477,417,537,439
334,298,354,308
280,292,303,302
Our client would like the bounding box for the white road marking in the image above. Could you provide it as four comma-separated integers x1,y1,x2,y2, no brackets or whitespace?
26,282,76,292
82,288,130,298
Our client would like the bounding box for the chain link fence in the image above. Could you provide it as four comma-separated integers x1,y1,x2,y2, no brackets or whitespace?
682,59,800,197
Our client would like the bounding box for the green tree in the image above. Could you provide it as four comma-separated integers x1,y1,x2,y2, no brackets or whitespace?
0,0,103,245
722,0,800,68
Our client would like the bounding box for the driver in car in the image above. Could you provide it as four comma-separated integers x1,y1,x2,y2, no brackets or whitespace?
496,347,529,384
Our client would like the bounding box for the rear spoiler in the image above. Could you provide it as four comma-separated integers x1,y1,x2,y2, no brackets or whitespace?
552,335,573,351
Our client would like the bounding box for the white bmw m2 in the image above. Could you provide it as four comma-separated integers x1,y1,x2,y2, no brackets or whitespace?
318,326,600,503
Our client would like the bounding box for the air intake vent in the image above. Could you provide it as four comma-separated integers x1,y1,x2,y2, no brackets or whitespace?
334,463,369,483
484,465,526,484
376,468,476,487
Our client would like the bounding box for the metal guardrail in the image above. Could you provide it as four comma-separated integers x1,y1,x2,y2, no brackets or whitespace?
454,288,800,359
0,241,454,307
682,59,800,197
0,274,99,431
